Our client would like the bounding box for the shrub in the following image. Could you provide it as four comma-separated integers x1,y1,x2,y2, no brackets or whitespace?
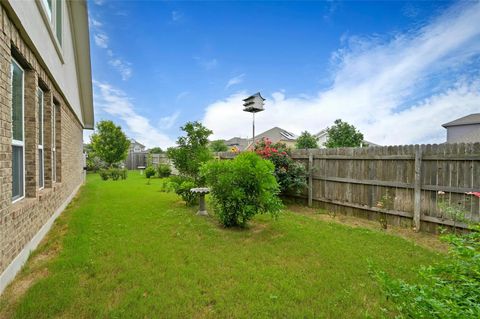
110,168,121,181
99,169,110,181
169,175,197,206
157,164,172,178
201,152,283,227
145,166,156,179
120,169,128,180
159,178,176,193
373,223,480,318
254,138,307,195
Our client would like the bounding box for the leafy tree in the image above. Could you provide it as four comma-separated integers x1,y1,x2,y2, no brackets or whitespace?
149,147,163,154
209,140,228,152
295,131,319,149
167,121,213,183
325,119,364,148
84,143,104,172
90,120,130,168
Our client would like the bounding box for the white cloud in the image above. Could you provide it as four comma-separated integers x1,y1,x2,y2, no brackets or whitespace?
108,58,132,80
94,81,174,148
202,2,480,145
90,18,103,27
159,111,181,130
171,11,184,22
94,33,109,48
176,91,189,101
225,73,245,89
93,0,105,5
195,57,218,71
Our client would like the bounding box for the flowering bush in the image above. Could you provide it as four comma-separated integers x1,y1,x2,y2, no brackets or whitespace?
254,138,307,195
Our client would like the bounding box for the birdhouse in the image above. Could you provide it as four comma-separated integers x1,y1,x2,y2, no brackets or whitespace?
243,92,265,113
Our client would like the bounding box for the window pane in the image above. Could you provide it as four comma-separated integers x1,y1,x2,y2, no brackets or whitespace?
41,0,52,20
12,145,24,199
38,89,44,145
12,61,23,142
55,0,62,46
39,149,44,188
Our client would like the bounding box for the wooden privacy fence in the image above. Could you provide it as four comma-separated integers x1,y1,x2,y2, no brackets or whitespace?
125,152,147,170
291,143,480,232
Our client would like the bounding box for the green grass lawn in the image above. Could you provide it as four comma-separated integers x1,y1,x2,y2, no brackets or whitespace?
0,172,441,318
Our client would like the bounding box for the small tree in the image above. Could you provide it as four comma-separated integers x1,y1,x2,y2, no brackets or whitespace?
167,121,213,183
325,119,364,148
295,131,319,149
149,147,163,154
90,120,130,168
209,140,228,152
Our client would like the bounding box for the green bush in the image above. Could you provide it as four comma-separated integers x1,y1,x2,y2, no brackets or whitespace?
169,175,197,206
110,168,121,181
120,169,128,180
254,138,307,195
373,223,480,318
157,164,172,178
201,152,283,227
145,166,156,179
99,169,110,181
159,178,176,193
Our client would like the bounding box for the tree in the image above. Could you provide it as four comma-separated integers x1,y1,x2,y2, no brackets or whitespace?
325,119,364,148
90,120,130,168
209,140,228,152
167,121,213,182
149,147,163,154
295,131,319,149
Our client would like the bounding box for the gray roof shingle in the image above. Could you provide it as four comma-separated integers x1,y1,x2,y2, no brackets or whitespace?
442,113,480,128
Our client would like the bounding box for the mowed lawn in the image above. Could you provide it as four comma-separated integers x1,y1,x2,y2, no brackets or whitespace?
0,172,441,318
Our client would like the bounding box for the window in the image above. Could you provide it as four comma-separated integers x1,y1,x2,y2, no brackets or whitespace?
52,103,57,182
11,59,25,202
40,0,62,46
38,88,45,189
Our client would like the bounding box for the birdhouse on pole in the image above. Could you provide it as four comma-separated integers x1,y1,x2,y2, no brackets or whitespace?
243,92,265,148
243,92,265,113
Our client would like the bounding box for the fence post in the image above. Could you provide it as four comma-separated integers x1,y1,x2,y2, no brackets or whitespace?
413,146,422,232
308,151,313,207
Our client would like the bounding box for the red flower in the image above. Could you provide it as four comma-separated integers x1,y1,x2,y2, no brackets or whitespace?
466,191,480,198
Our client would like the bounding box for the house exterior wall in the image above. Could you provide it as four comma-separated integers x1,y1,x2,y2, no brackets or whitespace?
0,3,88,292
446,124,480,143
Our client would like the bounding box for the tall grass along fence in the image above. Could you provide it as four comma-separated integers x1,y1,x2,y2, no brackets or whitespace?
291,143,480,232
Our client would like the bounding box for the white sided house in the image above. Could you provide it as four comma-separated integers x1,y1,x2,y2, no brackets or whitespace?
0,0,93,293
442,113,480,143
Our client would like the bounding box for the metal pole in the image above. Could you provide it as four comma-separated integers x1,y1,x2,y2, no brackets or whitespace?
252,112,255,148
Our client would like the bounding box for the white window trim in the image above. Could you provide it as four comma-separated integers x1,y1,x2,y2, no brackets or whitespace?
11,58,25,204
35,0,64,63
52,104,56,183
38,88,45,190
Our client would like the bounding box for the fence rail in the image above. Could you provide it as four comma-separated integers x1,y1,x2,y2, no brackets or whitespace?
291,143,480,232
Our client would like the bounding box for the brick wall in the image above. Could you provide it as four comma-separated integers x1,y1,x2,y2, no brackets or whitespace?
0,5,85,275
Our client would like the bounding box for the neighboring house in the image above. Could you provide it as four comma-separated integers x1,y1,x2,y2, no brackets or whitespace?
315,129,378,148
442,113,480,143
224,137,250,151
246,127,297,149
129,138,146,153
0,1,93,293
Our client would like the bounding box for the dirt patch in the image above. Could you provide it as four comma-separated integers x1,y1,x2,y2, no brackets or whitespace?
287,204,449,253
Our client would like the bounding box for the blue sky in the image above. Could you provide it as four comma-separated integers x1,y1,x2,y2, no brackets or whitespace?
87,0,480,148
